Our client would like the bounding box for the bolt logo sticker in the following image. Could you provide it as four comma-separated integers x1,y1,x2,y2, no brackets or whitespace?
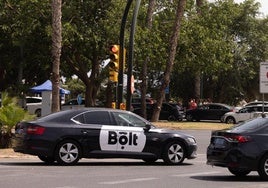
100,126,146,152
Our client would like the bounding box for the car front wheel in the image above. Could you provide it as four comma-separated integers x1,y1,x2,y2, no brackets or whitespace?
225,116,235,124
258,154,268,180
186,114,193,121
163,142,185,165
55,140,81,165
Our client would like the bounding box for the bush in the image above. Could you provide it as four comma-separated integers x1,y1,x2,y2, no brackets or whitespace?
0,92,35,148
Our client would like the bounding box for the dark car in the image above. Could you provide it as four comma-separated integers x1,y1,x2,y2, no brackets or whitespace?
207,117,268,180
12,108,197,165
185,103,233,122
131,97,155,109
133,103,184,121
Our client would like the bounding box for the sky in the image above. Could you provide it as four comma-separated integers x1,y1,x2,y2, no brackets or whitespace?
210,0,268,16
235,0,268,16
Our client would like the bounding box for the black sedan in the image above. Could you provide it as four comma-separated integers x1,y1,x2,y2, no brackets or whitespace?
12,108,197,165
133,103,184,121
185,103,233,122
207,117,268,180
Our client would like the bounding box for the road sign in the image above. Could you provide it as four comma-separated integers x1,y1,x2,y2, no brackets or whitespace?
260,62,268,93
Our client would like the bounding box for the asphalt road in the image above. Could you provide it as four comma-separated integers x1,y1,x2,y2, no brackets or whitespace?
0,130,267,188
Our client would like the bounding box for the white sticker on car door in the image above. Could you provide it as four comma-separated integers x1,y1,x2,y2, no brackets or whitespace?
99,126,146,152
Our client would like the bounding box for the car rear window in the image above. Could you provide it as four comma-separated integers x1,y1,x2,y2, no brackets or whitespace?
231,117,268,131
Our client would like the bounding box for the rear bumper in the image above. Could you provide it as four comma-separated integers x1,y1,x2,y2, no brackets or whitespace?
12,137,54,157
207,148,259,170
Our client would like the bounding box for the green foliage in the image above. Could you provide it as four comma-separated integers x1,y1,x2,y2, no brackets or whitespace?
0,92,35,148
1,0,268,107
0,92,34,134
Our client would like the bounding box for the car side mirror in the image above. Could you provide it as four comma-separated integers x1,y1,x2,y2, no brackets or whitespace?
144,124,151,132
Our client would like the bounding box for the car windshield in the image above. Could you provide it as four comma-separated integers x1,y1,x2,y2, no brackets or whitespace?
230,117,268,131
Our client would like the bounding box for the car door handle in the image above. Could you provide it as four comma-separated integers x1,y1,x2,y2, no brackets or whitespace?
81,130,91,134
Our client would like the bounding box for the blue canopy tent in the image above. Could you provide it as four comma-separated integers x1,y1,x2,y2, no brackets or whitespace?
30,80,70,94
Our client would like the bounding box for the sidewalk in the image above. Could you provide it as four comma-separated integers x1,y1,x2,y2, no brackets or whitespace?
0,148,35,158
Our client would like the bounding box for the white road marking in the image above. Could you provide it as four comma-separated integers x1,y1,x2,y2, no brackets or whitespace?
99,177,158,185
172,171,221,177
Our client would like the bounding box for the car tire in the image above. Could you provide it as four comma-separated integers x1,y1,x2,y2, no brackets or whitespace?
186,114,193,121
168,115,176,121
225,116,235,124
38,155,55,164
162,141,185,165
258,154,268,180
35,109,41,117
55,140,81,165
228,167,251,177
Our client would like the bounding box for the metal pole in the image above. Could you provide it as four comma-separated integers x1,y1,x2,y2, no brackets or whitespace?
118,0,133,109
126,0,141,111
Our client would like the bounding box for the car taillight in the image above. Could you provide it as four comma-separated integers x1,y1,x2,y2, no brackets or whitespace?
26,126,45,135
225,135,251,143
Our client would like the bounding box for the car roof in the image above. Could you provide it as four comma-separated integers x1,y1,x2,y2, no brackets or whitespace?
202,103,232,108
34,108,134,122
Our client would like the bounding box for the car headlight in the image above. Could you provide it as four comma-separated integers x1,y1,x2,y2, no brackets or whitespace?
186,137,196,144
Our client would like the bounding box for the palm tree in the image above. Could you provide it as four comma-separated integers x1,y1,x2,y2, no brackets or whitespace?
51,0,62,113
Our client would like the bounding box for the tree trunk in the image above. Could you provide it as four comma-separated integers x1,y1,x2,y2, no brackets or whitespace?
194,0,203,103
51,0,62,113
151,0,186,122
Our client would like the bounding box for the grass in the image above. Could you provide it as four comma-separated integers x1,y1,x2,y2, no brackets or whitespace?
153,121,233,130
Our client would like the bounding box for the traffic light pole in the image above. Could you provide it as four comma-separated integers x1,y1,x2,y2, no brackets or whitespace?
118,0,141,110
126,0,141,111
117,0,133,109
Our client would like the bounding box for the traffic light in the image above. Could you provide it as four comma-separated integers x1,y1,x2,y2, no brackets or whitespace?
109,45,119,82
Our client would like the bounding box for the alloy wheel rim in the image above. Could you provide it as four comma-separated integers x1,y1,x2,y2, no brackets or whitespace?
59,143,79,163
264,159,268,175
168,144,183,163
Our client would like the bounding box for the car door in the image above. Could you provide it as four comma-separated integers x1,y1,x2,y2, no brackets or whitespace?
237,107,253,122
73,110,114,153
103,112,147,152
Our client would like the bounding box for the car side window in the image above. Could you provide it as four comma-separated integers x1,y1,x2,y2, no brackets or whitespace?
82,111,112,125
112,112,147,127
209,105,221,110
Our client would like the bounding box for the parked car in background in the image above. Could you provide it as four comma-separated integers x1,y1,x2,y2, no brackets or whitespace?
61,98,85,110
25,96,42,117
185,103,233,122
222,105,268,124
207,117,268,180
133,102,184,121
131,97,155,109
12,108,197,165
245,100,268,106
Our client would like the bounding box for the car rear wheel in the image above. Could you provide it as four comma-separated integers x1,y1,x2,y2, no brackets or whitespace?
55,140,81,165
163,141,185,165
186,114,193,121
226,116,235,124
35,109,41,117
168,115,176,121
228,167,251,177
38,155,55,164
258,154,268,180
